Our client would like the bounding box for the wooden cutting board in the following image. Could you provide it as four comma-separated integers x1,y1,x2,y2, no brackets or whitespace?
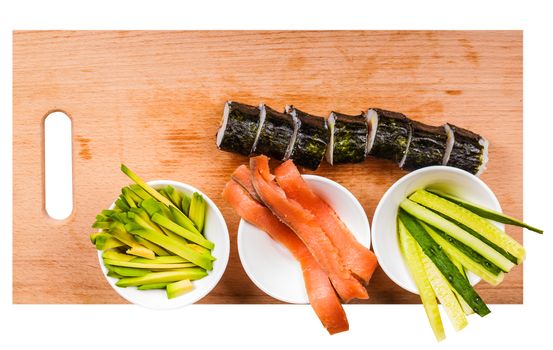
13,30,523,304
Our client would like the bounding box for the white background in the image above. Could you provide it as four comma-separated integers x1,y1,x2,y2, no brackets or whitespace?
1,1,552,349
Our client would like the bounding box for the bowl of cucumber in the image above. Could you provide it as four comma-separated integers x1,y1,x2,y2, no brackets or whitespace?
91,165,230,309
371,166,504,294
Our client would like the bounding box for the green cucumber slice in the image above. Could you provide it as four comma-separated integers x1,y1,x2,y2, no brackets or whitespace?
409,190,525,263
400,198,515,272
420,252,468,331
398,209,491,317
422,222,504,286
427,189,543,234
398,220,445,341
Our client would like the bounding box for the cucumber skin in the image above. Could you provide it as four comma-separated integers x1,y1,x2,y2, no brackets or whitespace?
427,189,543,234
398,209,490,317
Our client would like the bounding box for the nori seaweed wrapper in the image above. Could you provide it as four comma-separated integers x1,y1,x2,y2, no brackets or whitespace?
253,105,297,161
288,107,329,170
331,111,368,164
401,122,448,171
368,108,411,163
446,123,488,175
216,101,261,156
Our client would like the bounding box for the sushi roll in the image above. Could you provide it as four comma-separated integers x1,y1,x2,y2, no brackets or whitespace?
366,108,412,164
445,123,489,176
400,121,449,171
252,104,299,161
326,111,368,165
286,106,329,170
216,101,263,156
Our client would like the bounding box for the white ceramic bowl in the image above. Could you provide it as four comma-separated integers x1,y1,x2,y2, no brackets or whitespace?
98,180,230,309
237,174,371,304
372,166,504,294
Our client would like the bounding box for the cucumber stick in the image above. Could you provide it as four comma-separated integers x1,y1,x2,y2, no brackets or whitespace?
398,221,445,341
420,221,503,275
400,198,515,272
427,189,543,234
423,223,505,286
409,190,525,263
398,210,491,317
431,211,518,264
447,254,475,315
420,252,468,331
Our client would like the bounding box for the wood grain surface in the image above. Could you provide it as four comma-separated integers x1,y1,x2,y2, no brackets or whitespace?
13,30,522,304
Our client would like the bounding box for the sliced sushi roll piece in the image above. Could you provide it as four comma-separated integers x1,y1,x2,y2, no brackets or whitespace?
401,121,449,171
216,101,263,156
366,108,412,164
286,106,329,170
252,104,298,161
326,111,368,165
445,124,489,176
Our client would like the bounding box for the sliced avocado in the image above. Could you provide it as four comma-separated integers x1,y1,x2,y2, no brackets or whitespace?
116,269,207,287
131,256,189,264
103,258,195,269
106,270,125,279
166,279,194,299
108,266,151,277
102,250,136,261
126,246,155,260
138,283,168,290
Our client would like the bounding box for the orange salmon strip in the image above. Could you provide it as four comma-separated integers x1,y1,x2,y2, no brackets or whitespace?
250,156,368,302
231,164,262,202
222,180,349,334
274,160,378,284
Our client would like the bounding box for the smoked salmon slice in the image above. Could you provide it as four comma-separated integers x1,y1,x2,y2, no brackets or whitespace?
222,180,349,334
231,165,262,202
250,155,369,302
274,160,378,284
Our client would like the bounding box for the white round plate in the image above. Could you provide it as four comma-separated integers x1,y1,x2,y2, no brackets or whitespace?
98,180,230,309
372,166,504,294
237,174,370,304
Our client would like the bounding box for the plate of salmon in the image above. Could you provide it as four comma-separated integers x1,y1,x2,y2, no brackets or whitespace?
223,156,378,334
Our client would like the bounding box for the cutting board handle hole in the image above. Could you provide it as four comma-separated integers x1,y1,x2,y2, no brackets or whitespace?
44,111,74,220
